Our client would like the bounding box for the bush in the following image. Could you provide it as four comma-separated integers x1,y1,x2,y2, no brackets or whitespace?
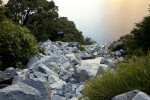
0,20,39,70
83,37,96,45
83,53,150,100
77,45,85,51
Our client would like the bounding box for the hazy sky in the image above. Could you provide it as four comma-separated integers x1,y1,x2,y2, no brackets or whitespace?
2,0,150,43
2,0,7,4
53,0,149,43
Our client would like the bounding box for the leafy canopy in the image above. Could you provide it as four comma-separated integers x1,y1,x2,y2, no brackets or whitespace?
6,0,59,42
0,20,39,70
55,17,84,43
119,8,150,56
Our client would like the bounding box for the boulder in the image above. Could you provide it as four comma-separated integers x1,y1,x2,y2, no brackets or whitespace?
0,82,42,100
0,67,17,88
112,90,140,100
33,71,47,82
42,39,52,46
100,58,117,68
68,42,79,47
12,75,26,84
70,57,81,66
50,79,67,90
30,56,61,69
96,65,109,75
117,57,125,63
23,79,51,100
100,57,105,64
48,75,59,84
75,85,84,98
26,56,39,68
51,95,66,100
48,62,60,70
73,67,90,82
81,54,94,60
38,64,58,77
132,91,150,100
63,83,73,94
115,51,121,56
96,66,103,75
112,41,124,51
65,92,73,99
61,75,70,83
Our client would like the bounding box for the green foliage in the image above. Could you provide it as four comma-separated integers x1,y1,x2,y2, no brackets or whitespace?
77,45,85,51
0,20,39,70
83,37,96,45
83,54,150,100
37,45,46,55
0,0,6,22
5,0,86,44
119,12,150,56
55,17,84,43
0,0,3,5
6,0,58,42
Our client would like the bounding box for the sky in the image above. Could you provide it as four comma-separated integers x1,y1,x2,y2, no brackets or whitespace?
2,0,150,43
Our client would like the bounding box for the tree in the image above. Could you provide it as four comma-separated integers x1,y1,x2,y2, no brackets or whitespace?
120,7,150,55
55,17,84,43
6,0,59,41
0,0,3,6
0,0,6,22
131,16,150,53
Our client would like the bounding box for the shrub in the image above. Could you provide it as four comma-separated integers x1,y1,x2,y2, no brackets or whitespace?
83,53,150,100
0,20,39,70
77,45,85,51
83,37,96,45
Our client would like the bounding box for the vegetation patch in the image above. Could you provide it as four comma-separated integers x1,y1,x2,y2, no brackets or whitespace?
83,53,150,100
77,45,85,51
0,20,39,70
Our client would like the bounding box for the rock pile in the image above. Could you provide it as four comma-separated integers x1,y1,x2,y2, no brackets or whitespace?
0,40,128,100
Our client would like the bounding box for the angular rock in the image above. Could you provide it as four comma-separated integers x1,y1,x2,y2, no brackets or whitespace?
132,92,150,100
23,79,51,100
51,95,66,100
96,66,103,75
100,58,116,68
63,83,73,94
68,42,79,47
26,56,39,68
50,79,66,91
61,75,70,83
34,71,47,82
0,67,17,87
12,75,26,84
112,90,140,100
65,92,73,99
81,54,94,60
115,51,121,56
0,82,42,100
48,75,59,84
100,57,105,64
113,41,124,51
48,62,60,70
75,85,84,98
74,67,90,82
38,64,58,77
70,57,81,66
